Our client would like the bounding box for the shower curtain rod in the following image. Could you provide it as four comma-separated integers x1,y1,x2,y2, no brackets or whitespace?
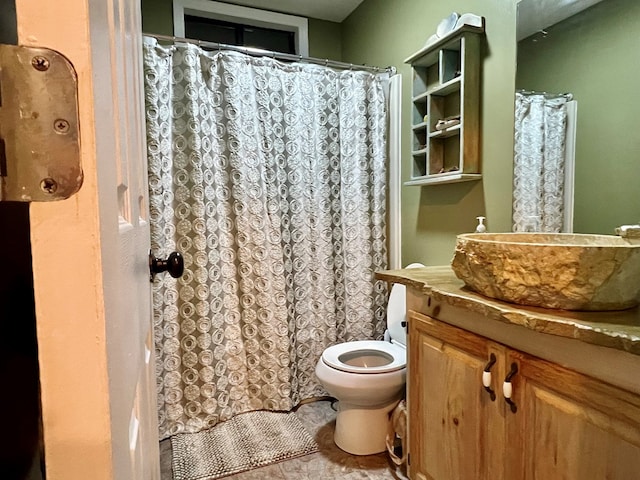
144,33,396,75
517,89,573,100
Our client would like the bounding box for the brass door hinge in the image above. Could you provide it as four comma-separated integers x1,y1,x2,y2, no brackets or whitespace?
0,44,82,201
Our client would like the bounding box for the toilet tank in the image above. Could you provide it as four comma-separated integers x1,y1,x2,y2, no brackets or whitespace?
386,263,425,347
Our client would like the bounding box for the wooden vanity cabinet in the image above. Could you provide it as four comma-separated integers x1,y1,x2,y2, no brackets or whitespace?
407,311,506,480
506,349,640,479
407,310,640,480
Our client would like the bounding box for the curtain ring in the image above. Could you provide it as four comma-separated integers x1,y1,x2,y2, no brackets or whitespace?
324,58,329,67
349,63,353,71
271,51,276,59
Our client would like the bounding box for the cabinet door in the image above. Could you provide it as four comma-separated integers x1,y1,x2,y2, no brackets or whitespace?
506,350,640,480
408,312,506,480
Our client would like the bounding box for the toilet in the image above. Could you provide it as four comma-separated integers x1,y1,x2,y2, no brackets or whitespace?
315,263,424,455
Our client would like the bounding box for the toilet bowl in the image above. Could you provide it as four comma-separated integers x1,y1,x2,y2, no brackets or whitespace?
315,263,424,455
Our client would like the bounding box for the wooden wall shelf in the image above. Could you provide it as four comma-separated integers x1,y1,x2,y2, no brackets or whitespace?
405,21,485,186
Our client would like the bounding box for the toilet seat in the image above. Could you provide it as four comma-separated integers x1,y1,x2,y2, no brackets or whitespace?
321,340,406,374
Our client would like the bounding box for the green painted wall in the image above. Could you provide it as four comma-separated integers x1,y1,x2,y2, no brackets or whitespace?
516,0,640,234
342,0,517,266
141,0,172,35
307,18,341,60
140,0,342,59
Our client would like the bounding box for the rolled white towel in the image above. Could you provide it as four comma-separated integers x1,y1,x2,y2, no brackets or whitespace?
615,225,640,237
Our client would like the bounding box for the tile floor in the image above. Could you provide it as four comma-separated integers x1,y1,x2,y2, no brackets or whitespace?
160,399,409,479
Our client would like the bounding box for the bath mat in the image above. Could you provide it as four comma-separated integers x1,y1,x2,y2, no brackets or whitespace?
170,410,319,480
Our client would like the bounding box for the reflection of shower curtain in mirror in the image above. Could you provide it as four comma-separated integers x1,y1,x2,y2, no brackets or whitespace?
143,38,390,440
513,92,571,232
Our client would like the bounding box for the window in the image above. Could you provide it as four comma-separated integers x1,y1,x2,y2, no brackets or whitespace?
173,0,309,55
184,15,296,54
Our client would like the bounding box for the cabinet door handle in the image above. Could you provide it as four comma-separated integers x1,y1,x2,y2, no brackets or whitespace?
482,353,497,401
503,362,518,413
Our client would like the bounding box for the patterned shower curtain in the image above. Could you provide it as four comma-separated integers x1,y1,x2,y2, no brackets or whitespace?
143,38,389,439
513,92,571,232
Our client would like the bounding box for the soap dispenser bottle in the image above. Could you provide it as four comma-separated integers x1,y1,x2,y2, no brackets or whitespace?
475,216,486,233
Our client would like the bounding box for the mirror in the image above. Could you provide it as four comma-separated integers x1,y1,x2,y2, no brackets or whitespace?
516,0,640,235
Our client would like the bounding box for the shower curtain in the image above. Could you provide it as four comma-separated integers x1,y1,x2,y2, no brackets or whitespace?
143,38,390,439
513,92,571,232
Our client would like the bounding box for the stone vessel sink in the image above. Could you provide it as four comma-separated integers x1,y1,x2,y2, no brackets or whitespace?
451,233,640,311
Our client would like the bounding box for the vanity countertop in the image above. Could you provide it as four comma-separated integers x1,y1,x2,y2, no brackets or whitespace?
376,265,640,356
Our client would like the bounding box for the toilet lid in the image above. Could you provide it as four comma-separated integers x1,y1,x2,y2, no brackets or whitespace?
321,340,406,374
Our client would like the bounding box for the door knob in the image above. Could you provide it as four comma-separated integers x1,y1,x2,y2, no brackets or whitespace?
149,251,184,282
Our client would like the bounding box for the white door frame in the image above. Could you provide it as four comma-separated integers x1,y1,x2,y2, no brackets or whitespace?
16,0,160,478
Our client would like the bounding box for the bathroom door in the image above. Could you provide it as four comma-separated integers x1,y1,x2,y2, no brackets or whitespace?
14,0,160,478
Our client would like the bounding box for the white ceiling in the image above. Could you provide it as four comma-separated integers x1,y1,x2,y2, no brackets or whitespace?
219,0,366,22
517,0,604,40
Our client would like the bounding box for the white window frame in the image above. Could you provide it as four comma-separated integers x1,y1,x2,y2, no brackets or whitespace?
173,0,309,56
